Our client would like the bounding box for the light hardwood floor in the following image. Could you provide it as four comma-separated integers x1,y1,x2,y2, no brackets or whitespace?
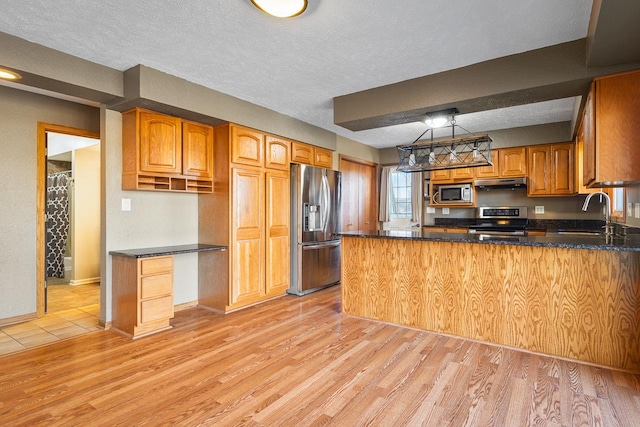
0,285,639,426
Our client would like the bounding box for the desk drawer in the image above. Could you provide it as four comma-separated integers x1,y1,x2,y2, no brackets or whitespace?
140,256,173,275
140,273,172,299
140,295,173,324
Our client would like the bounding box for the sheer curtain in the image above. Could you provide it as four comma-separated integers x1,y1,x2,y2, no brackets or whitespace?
378,166,393,222
410,172,423,224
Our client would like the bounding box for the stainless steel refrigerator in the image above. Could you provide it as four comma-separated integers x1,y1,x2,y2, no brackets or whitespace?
289,164,342,296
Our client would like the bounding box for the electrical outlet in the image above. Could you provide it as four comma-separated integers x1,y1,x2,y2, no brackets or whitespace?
122,198,131,211
535,206,544,214
635,203,640,219
442,208,450,215
426,207,436,214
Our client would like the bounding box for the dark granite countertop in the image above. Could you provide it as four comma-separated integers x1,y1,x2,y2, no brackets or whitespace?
109,243,227,258
338,230,640,252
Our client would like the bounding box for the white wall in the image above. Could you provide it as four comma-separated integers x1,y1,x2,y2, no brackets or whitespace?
0,85,99,320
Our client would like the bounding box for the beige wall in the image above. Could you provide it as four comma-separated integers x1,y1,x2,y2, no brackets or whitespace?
0,85,99,320
72,144,101,284
101,109,199,322
334,135,380,169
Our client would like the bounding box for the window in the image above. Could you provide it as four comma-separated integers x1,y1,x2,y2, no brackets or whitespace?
389,171,412,218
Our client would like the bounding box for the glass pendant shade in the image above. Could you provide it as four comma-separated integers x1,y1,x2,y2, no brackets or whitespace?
250,0,308,17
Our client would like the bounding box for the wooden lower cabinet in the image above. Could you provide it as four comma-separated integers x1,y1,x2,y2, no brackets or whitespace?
112,255,174,338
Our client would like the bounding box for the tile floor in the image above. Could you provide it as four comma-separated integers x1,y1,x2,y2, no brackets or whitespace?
0,283,101,356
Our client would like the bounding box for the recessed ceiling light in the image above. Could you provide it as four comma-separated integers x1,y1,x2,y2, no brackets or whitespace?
0,68,22,80
250,0,307,18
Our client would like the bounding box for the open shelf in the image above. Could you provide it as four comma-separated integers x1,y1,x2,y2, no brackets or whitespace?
128,174,213,194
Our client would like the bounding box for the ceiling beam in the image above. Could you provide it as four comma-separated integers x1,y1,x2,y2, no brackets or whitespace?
334,39,640,132
586,0,640,67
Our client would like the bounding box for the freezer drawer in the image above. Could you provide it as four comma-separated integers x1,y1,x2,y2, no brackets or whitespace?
290,240,341,295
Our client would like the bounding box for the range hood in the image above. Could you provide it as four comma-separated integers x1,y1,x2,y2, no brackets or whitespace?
474,177,527,189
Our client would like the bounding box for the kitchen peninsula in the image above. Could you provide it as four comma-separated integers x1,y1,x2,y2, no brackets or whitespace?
339,231,640,372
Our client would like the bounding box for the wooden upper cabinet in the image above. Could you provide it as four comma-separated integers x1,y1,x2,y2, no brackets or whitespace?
231,125,264,167
527,143,575,197
527,145,550,196
585,69,640,186
265,136,290,170
138,110,182,175
475,151,499,178
550,143,575,195
291,141,314,165
182,120,213,178
499,147,527,177
314,147,333,168
429,168,451,183
452,166,474,180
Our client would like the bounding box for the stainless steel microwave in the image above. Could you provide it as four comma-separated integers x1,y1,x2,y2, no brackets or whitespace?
434,183,473,204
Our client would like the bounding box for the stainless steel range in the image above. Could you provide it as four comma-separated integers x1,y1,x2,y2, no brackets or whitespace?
468,206,528,236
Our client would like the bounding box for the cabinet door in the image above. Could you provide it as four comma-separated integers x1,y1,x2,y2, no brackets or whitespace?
452,167,474,180
139,110,182,174
475,150,499,178
231,126,264,167
230,167,265,306
265,136,290,170
291,141,314,165
314,147,333,168
182,121,214,178
499,147,527,177
527,145,550,196
430,168,452,182
550,143,575,195
582,86,596,187
265,170,290,296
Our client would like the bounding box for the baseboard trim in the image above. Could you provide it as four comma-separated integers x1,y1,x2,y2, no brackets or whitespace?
0,312,37,327
175,300,199,312
69,277,100,286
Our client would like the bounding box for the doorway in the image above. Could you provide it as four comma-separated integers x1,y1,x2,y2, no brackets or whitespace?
37,124,100,317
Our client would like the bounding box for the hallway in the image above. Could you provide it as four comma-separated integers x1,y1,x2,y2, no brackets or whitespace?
0,283,100,355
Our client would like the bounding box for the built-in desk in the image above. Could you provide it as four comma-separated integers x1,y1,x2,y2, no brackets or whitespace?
110,244,227,338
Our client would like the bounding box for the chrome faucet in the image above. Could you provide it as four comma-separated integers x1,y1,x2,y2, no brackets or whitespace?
582,191,614,236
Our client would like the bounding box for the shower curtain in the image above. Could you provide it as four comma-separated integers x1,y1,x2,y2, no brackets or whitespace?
46,172,70,278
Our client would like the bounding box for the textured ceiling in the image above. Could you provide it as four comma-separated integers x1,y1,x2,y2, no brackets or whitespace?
0,0,593,148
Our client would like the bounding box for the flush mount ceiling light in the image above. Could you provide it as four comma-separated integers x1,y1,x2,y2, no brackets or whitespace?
0,68,22,80
250,0,307,17
424,108,458,128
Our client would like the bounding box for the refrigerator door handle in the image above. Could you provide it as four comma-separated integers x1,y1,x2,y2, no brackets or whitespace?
321,174,330,232
302,241,341,250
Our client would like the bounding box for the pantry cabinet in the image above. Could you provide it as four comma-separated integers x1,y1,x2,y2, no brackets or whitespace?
199,124,290,312
122,108,213,193
583,69,640,187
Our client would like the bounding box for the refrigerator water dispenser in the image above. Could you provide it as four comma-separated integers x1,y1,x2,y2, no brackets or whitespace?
304,203,322,231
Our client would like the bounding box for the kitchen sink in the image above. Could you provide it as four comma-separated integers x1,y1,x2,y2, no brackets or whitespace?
554,230,603,236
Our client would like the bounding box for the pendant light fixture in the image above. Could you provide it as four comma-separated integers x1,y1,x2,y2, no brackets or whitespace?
250,0,307,18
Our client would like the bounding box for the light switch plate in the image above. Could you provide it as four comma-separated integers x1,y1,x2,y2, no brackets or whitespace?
122,198,131,211
535,206,544,214
426,207,436,214
635,203,640,219
442,208,450,215
628,202,633,217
